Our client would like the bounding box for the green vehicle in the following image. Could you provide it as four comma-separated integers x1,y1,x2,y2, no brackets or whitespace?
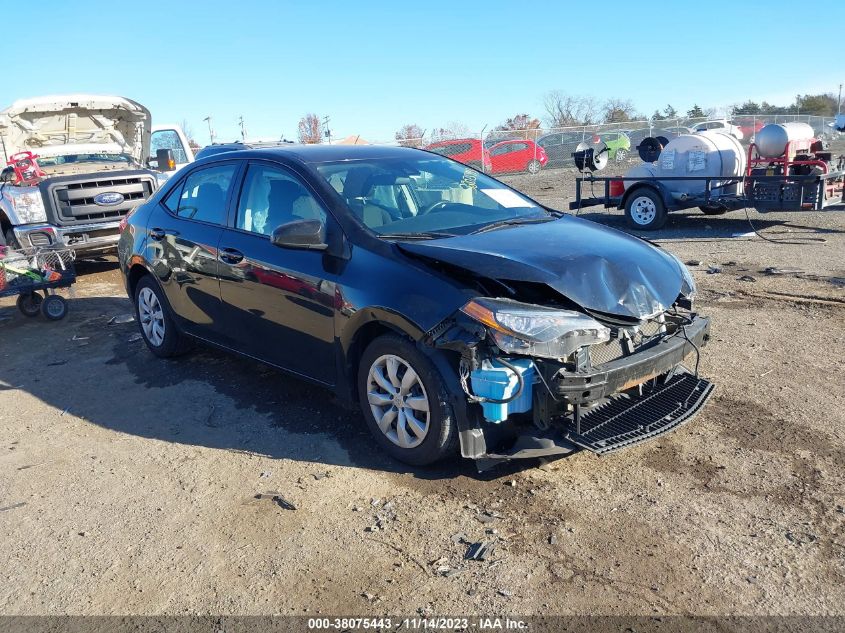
597,131,632,161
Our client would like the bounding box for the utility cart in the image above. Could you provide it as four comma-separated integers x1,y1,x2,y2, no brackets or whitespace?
0,246,76,320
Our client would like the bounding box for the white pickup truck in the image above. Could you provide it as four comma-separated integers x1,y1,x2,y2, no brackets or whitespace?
0,94,193,253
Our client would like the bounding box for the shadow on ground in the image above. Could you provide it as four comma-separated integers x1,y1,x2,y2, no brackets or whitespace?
575,207,845,241
0,295,533,482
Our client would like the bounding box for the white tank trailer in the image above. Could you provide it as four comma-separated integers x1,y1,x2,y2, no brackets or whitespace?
624,131,746,200
569,123,845,230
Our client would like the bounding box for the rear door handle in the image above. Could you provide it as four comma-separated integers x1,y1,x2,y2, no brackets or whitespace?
219,248,244,264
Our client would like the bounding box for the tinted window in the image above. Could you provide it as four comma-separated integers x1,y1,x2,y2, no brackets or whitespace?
490,144,512,156
151,129,189,165
315,155,544,235
236,164,326,236
168,164,237,225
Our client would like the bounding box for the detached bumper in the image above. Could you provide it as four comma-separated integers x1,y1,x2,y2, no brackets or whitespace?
13,221,121,253
553,315,710,405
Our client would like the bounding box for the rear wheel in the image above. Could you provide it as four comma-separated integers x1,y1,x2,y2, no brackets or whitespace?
625,188,667,230
527,159,542,174
134,276,190,357
357,334,458,465
699,205,727,216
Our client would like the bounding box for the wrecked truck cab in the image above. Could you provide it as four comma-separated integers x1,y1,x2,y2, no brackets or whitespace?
119,144,713,469
0,95,190,254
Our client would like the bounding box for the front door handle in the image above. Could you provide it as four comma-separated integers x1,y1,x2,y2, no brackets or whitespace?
149,227,166,240
219,248,244,265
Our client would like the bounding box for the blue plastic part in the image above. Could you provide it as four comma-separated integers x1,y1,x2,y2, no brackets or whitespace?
470,358,535,423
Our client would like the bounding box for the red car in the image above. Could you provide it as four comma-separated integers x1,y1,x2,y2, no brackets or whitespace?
423,138,490,171
731,118,765,141
488,139,548,174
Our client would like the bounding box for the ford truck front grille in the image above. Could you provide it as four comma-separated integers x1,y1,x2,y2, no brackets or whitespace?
52,176,155,224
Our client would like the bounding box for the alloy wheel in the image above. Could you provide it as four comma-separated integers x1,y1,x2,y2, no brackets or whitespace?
366,354,430,449
138,287,166,347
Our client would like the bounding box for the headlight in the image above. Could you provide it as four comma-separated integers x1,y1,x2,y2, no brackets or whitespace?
461,298,610,360
7,189,47,224
669,253,697,300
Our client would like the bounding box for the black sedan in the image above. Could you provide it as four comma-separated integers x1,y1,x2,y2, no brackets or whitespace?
118,145,713,468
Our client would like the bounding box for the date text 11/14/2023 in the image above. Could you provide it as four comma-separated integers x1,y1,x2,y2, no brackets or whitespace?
307,617,528,630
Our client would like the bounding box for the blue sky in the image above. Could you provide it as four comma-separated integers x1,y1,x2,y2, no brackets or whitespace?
1,0,841,144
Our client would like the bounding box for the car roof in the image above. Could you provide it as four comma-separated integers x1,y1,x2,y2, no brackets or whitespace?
197,143,434,166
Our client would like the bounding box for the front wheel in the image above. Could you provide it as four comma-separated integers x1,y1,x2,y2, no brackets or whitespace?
615,148,628,162
624,188,667,230
527,159,542,174
41,294,68,320
357,334,458,465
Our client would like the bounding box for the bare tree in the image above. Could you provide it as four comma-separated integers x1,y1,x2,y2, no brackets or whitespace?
543,91,600,128
602,98,637,123
491,114,542,141
431,121,473,142
179,118,200,148
297,113,323,144
395,123,425,147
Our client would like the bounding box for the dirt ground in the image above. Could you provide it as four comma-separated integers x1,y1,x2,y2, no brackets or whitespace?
1,194,844,617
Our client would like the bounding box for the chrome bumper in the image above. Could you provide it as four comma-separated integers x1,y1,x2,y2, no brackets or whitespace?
13,221,121,252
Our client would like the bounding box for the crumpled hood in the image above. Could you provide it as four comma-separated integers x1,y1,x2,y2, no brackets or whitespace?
0,94,151,164
398,215,686,320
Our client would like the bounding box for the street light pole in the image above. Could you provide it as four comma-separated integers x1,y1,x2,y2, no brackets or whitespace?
838,83,842,115
203,116,215,145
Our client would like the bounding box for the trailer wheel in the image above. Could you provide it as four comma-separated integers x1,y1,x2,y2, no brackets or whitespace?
699,206,727,216
16,292,43,317
41,294,68,321
625,189,667,230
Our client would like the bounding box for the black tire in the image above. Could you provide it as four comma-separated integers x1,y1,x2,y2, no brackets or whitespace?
133,275,190,358
40,294,68,320
0,227,21,249
526,159,542,174
16,292,43,317
615,148,628,162
624,188,668,230
699,206,727,216
357,334,458,466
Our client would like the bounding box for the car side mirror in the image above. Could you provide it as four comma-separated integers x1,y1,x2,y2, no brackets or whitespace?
271,219,327,251
156,148,176,172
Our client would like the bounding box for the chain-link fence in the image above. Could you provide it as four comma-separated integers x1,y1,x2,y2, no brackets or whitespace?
384,114,839,177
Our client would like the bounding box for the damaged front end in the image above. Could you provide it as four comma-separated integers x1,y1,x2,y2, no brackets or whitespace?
425,295,714,470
